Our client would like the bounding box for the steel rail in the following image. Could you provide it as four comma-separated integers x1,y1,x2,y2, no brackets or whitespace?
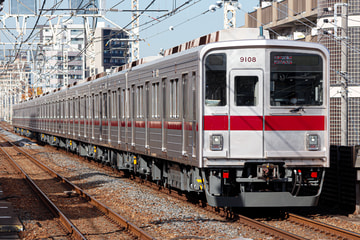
288,213,360,239
10,140,155,240
0,145,86,240
238,214,306,240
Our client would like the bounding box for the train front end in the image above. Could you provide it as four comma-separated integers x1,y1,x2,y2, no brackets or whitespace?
200,40,329,207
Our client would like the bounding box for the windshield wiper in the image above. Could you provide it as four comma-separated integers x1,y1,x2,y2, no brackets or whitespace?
290,106,305,113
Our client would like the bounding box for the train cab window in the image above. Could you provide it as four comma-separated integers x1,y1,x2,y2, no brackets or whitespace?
270,52,323,106
234,76,259,106
205,53,227,106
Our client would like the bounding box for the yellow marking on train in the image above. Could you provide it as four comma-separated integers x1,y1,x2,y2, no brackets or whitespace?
133,156,137,165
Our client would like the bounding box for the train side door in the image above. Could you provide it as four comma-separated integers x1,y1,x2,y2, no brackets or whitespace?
229,70,264,158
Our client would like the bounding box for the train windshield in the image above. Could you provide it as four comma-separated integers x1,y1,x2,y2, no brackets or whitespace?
205,53,227,106
270,52,323,106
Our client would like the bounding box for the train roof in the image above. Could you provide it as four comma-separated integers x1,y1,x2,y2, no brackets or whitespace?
19,28,328,103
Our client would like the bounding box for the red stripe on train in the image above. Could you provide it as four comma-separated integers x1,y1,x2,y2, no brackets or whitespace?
148,121,162,129
230,116,263,130
203,116,228,131
135,121,146,128
165,121,182,130
265,115,325,131
204,115,325,131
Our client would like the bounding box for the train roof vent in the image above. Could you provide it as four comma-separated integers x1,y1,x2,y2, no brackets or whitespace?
199,35,207,46
172,46,179,54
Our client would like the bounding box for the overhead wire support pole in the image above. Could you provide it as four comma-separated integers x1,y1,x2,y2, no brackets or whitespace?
131,0,140,61
340,0,349,146
223,0,238,29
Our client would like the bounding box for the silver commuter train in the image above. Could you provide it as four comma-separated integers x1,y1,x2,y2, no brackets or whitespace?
13,30,330,208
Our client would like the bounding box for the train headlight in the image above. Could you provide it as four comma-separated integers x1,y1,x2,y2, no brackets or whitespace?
307,134,320,151
210,134,223,151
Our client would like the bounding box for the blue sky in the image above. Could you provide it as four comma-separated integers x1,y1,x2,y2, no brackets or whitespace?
116,0,260,57
0,0,259,58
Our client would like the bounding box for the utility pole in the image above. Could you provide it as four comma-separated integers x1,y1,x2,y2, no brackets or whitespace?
131,0,140,61
340,0,348,146
223,0,238,29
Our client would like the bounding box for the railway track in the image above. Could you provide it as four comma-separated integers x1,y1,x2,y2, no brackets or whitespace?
286,213,360,239
0,134,155,240
2,122,360,239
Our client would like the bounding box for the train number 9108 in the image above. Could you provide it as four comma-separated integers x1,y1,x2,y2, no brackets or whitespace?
240,56,257,63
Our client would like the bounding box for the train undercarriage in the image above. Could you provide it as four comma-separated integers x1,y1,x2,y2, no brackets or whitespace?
15,127,324,208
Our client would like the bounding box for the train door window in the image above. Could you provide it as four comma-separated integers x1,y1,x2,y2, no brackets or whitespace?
162,78,167,119
107,90,111,119
182,74,189,118
63,100,66,119
151,82,160,119
234,76,259,106
112,91,117,119
69,99,72,118
73,98,76,118
162,78,167,150
52,102,55,118
121,89,125,119
145,82,150,119
136,85,144,118
131,85,135,120
60,101,62,119
84,96,88,137
103,92,107,119
49,103,52,119
55,102,58,118
126,88,130,119
80,97,85,118
89,95,92,119
76,98,80,118
205,53,227,106
120,89,125,119
94,94,99,119
84,96,87,119
57,102,60,118
51,102,54,119
170,78,179,119
192,72,197,156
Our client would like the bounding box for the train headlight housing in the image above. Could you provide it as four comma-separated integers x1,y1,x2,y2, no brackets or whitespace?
210,134,223,151
307,134,320,151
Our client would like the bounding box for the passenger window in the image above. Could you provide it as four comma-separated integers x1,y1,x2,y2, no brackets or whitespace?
234,76,259,106
170,79,179,119
151,82,160,119
205,53,226,106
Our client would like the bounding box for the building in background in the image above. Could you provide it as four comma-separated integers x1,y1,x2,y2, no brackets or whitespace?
90,22,130,75
244,0,360,146
38,20,85,93
245,0,318,41
0,51,31,121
